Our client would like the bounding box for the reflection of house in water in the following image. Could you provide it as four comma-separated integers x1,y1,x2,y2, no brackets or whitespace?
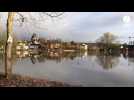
82,51,88,58
30,51,62,64
30,50,82,63
46,51,62,63
62,51,81,60
16,50,30,58
16,41,29,51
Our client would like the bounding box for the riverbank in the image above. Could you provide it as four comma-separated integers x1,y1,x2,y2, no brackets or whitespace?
0,74,71,87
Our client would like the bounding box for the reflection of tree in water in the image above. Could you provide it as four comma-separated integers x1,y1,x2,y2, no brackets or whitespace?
30,51,62,64
0,53,4,65
46,52,62,63
96,53,119,70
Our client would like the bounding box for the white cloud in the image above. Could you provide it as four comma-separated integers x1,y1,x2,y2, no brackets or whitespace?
1,12,134,43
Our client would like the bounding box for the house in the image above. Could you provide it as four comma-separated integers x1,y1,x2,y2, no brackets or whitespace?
80,43,88,51
88,43,102,51
62,41,80,51
46,39,62,51
16,41,29,50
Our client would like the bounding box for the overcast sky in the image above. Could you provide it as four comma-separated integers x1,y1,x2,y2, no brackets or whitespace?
1,12,134,43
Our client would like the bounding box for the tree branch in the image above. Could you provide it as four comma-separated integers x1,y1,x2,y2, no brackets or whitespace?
43,12,64,18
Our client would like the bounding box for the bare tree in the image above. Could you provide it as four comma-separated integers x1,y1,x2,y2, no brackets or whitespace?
96,32,117,53
96,32,117,44
5,12,15,79
5,12,64,79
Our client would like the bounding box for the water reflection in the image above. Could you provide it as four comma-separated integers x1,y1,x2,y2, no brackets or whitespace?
14,50,122,70
0,49,133,71
0,52,4,65
15,50,83,64
127,52,134,65
1,50,134,86
95,54,119,70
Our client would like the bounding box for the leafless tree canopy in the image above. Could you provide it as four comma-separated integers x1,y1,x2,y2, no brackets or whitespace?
14,12,64,29
16,12,64,22
96,32,117,44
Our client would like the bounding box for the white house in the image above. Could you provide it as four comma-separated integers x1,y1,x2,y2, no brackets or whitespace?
80,43,88,50
16,42,29,50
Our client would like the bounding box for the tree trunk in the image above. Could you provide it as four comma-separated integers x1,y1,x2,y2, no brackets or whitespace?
5,12,15,79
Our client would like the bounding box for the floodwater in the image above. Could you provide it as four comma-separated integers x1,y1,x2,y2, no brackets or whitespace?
1,50,134,86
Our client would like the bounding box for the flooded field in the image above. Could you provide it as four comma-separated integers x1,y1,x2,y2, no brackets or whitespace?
0,50,134,86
